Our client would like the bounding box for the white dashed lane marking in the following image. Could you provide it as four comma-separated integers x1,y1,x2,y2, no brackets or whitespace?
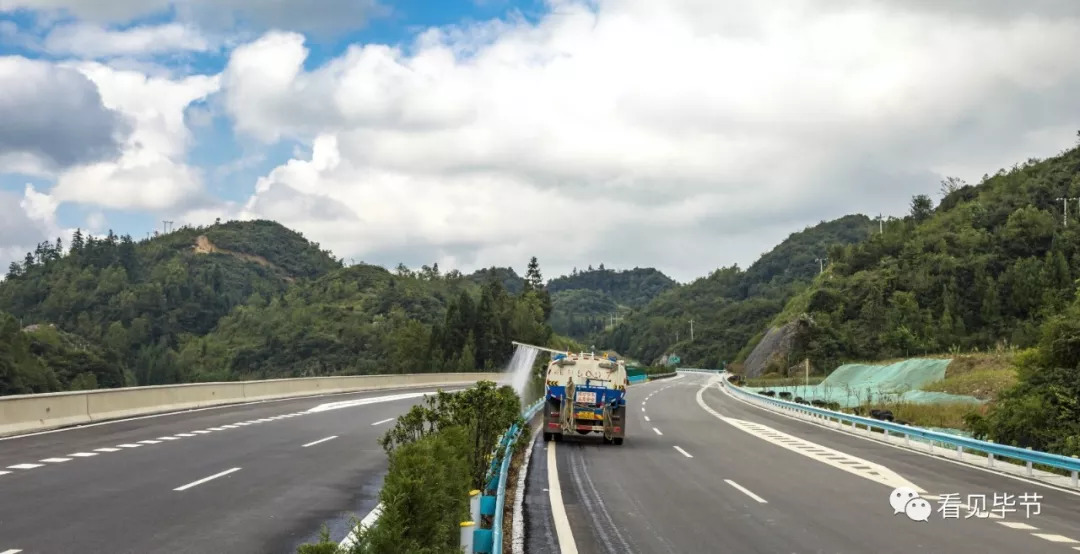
1032,534,1079,544
1,548,23,553
998,522,1038,530
673,446,693,458
40,458,71,463
0,471,9,476
173,467,242,492
192,430,211,434
652,427,663,435
371,418,394,426
8,464,43,470
116,444,141,448
157,436,180,441
302,436,338,448
725,479,767,503
176,433,196,437
68,452,98,457
94,448,120,453
138,440,161,445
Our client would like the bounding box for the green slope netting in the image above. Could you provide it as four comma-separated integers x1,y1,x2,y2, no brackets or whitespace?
746,358,984,408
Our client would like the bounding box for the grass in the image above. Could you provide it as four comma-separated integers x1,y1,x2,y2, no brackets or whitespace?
744,375,826,388
854,400,987,430
921,353,1018,400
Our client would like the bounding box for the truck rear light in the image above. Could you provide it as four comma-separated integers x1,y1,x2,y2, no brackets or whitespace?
548,423,559,428
614,427,621,433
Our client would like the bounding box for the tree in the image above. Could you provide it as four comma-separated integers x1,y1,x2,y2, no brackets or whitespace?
909,194,933,222
524,257,542,290
6,262,20,279
939,176,966,199
71,228,85,252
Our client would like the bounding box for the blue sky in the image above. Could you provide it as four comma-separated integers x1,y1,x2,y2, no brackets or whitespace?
3,0,1079,281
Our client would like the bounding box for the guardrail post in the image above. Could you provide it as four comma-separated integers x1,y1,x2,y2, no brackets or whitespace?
929,440,934,454
1072,456,1078,488
987,440,995,468
904,433,910,447
461,521,475,552
1026,447,1033,476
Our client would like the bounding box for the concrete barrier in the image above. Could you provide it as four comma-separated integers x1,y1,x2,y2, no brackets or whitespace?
0,372,503,437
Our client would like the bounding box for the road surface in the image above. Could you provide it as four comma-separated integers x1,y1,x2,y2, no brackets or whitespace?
0,386,451,554
526,372,1080,553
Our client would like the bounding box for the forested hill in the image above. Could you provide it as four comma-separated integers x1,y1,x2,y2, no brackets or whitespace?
545,267,677,340
0,220,343,392
598,214,875,367
0,219,557,395
775,146,1080,371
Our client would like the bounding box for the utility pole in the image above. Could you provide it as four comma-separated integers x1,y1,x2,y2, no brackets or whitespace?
689,319,694,341
1058,198,1069,226
876,213,884,234
162,220,174,234
815,257,827,275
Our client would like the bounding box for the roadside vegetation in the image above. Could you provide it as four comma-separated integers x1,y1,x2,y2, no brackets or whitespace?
297,381,525,554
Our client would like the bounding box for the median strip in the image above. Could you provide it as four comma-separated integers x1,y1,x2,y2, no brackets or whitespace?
173,467,242,491
301,436,338,448
724,479,767,503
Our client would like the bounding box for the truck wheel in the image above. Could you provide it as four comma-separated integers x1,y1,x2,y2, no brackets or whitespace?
613,438,624,445
543,432,552,442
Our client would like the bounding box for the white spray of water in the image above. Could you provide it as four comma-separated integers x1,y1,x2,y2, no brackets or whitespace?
507,344,540,398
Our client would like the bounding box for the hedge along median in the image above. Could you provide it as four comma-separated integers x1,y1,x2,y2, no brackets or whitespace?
299,380,524,554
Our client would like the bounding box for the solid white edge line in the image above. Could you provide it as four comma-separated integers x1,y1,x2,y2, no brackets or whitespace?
173,467,242,491
725,479,768,503
713,378,1080,499
340,503,384,548
548,441,578,554
673,446,693,458
652,427,663,435
302,436,338,448
371,418,394,426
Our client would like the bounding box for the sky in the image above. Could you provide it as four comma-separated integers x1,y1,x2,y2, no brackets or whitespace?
2,0,1080,283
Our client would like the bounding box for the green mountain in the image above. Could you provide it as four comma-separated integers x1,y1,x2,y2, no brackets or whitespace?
545,267,677,339
598,214,875,367
773,148,1080,371
177,263,551,381
0,221,555,394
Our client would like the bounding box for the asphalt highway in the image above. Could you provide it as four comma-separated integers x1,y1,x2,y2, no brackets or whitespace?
525,372,1080,554
0,386,456,554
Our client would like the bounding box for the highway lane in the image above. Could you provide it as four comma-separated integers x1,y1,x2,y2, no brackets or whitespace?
528,372,1080,553
0,386,455,554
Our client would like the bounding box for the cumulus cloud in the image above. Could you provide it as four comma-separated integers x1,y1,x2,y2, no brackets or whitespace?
0,186,58,275
216,0,1080,280
43,22,211,58
48,62,221,211
0,56,129,171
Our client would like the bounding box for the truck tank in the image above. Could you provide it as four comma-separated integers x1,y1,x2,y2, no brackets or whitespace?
542,351,628,445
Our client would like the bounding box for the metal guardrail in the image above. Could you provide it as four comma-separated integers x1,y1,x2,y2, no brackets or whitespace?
467,396,544,554
719,376,1080,487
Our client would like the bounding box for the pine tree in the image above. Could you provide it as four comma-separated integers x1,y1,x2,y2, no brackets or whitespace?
71,228,85,252
6,261,21,279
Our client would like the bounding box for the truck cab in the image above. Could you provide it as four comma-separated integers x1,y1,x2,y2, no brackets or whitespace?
542,351,627,445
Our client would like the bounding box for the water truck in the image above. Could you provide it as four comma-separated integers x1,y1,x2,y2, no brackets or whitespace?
511,341,628,445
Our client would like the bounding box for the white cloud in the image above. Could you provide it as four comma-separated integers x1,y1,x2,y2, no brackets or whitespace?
216,0,1080,280
1,0,387,34
48,61,220,211
43,22,211,58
